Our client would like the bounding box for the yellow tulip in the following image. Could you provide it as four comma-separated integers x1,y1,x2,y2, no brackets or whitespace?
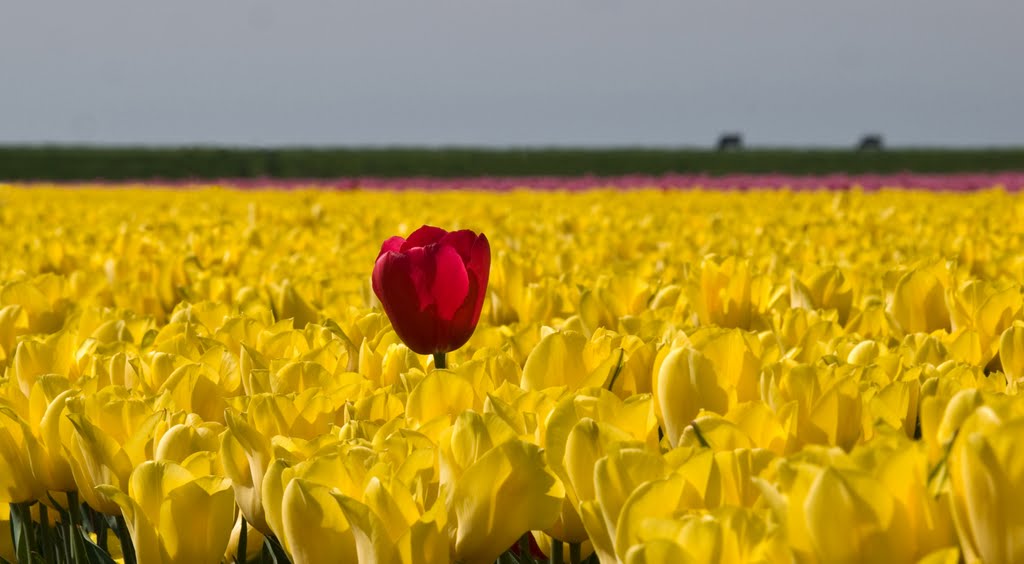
948,409,1024,563
791,267,853,325
154,413,225,465
854,435,957,557
543,390,658,543
590,446,673,560
11,329,76,397
521,330,621,391
439,411,564,563
561,419,649,563
405,369,476,432
270,279,320,330
221,409,274,533
770,363,864,450
280,478,358,564
487,251,561,325
706,448,774,509
805,466,914,562
335,476,449,564
159,363,228,423
98,460,235,564
947,280,1020,362
0,304,29,365
262,443,375,557
868,378,921,439
776,308,844,363
722,401,798,455
657,347,724,447
577,275,652,334
998,321,1024,383
845,303,902,341
622,506,788,564
889,264,952,334
688,256,771,330
655,328,764,447
64,390,164,514
0,403,39,503
245,390,339,441
761,447,953,564
18,377,80,493
376,342,424,388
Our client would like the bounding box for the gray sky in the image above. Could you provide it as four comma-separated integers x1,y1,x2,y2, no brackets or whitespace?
2,1,1022,148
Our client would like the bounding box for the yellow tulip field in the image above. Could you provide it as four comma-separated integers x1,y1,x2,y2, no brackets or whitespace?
3,182,1024,563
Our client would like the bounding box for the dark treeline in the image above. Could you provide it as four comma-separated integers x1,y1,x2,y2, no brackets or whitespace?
2,146,1024,180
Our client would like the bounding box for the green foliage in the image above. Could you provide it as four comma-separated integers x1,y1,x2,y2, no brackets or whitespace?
2,146,1024,180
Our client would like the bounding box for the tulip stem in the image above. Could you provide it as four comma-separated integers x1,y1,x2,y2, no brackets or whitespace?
518,533,531,562
66,492,90,564
40,504,57,564
239,515,248,564
551,540,563,563
569,542,582,564
433,352,448,370
115,514,138,564
264,535,290,563
95,509,108,552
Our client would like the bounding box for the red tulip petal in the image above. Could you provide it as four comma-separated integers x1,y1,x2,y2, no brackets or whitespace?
373,251,437,353
378,236,406,258
467,234,491,288
439,230,479,262
373,252,416,311
403,246,437,310
402,225,448,251
445,277,480,350
431,245,470,320
464,235,490,330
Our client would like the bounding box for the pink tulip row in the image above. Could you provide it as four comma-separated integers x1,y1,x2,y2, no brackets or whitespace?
14,172,1024,191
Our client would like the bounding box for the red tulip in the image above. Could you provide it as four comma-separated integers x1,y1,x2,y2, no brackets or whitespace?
372,225,490,358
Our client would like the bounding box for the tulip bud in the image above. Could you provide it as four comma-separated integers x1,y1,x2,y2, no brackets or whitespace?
372,225,490,356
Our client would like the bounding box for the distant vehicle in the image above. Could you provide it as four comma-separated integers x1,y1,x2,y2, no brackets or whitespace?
717,133,743,151
858,135,884,151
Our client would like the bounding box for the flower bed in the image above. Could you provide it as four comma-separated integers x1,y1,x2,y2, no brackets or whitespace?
1,181,1022,563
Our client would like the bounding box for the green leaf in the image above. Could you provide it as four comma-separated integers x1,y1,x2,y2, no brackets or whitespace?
238,516,248,564
66,493,90,564
112,515,137,564
262,536,291,564
82,534,119,564
496,551,522,564
37,505,56,564
9,503,33,564
140,329,159,350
